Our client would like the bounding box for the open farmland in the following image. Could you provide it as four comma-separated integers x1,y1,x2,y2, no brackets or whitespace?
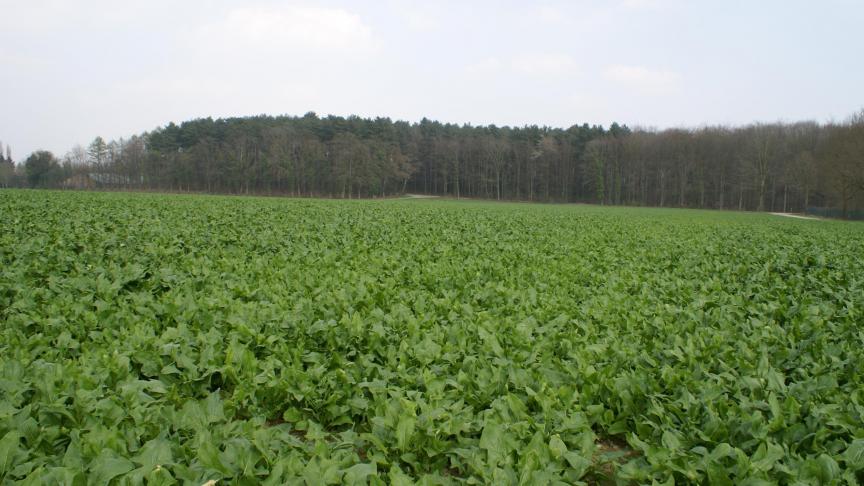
1,190,863,484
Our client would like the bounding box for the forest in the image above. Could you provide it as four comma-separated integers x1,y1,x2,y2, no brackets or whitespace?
3,110,864,216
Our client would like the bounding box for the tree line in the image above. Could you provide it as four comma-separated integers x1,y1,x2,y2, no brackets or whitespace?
0,141,14,188
5,111,864,216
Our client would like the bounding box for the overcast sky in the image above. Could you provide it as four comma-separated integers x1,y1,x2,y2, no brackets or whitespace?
2,0,863,159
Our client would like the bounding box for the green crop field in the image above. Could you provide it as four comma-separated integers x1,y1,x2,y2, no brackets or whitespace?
1,190,863,485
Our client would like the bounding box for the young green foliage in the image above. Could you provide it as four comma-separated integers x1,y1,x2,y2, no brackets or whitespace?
1,190,863,484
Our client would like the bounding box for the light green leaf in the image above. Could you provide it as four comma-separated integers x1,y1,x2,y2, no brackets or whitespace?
0,431,23,477
396,417,416,452
88,450,135,485
133,438,174,469
343,463,377,484
548,435,567,459
661,430,681,451
842,439,864,470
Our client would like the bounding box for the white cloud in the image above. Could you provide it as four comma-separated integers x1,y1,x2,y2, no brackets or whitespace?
4,1,148,33
620,0,667,10
0,48,50,71
465,57,504,74
537,6,566,23
75,73,326,141
194,5,376,54
604,65,681,94
511,53,577,76
467,53,577,78
68,5,383,139
402,8,440,33
168,4,379,100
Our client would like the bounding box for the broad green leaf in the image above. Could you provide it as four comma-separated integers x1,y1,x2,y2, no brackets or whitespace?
661,430,681,451
751,442,785,472
0,431,23,477
396,417,416,452
88,450,135,485
548,435,567,459
133,438,174,469
842,439,864,470
343,463,377,484
562,451,591,478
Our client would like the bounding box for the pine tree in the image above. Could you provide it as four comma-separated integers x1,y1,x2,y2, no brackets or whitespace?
88,136,109,169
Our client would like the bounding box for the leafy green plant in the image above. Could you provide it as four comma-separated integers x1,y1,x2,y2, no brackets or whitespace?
1,190,863,484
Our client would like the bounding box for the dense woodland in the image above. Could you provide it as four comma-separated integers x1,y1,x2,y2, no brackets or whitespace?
4,110,864,216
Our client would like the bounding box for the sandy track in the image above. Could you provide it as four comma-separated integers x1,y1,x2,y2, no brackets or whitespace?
770,212,821,220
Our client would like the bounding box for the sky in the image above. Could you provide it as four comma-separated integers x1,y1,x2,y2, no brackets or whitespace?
2,0,863,159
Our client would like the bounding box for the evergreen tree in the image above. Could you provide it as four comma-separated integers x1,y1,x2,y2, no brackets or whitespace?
87,136,109,169
24,150,61,187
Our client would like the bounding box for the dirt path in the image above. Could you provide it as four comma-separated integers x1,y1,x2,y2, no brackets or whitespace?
770,212,821,220
403,194,440,199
